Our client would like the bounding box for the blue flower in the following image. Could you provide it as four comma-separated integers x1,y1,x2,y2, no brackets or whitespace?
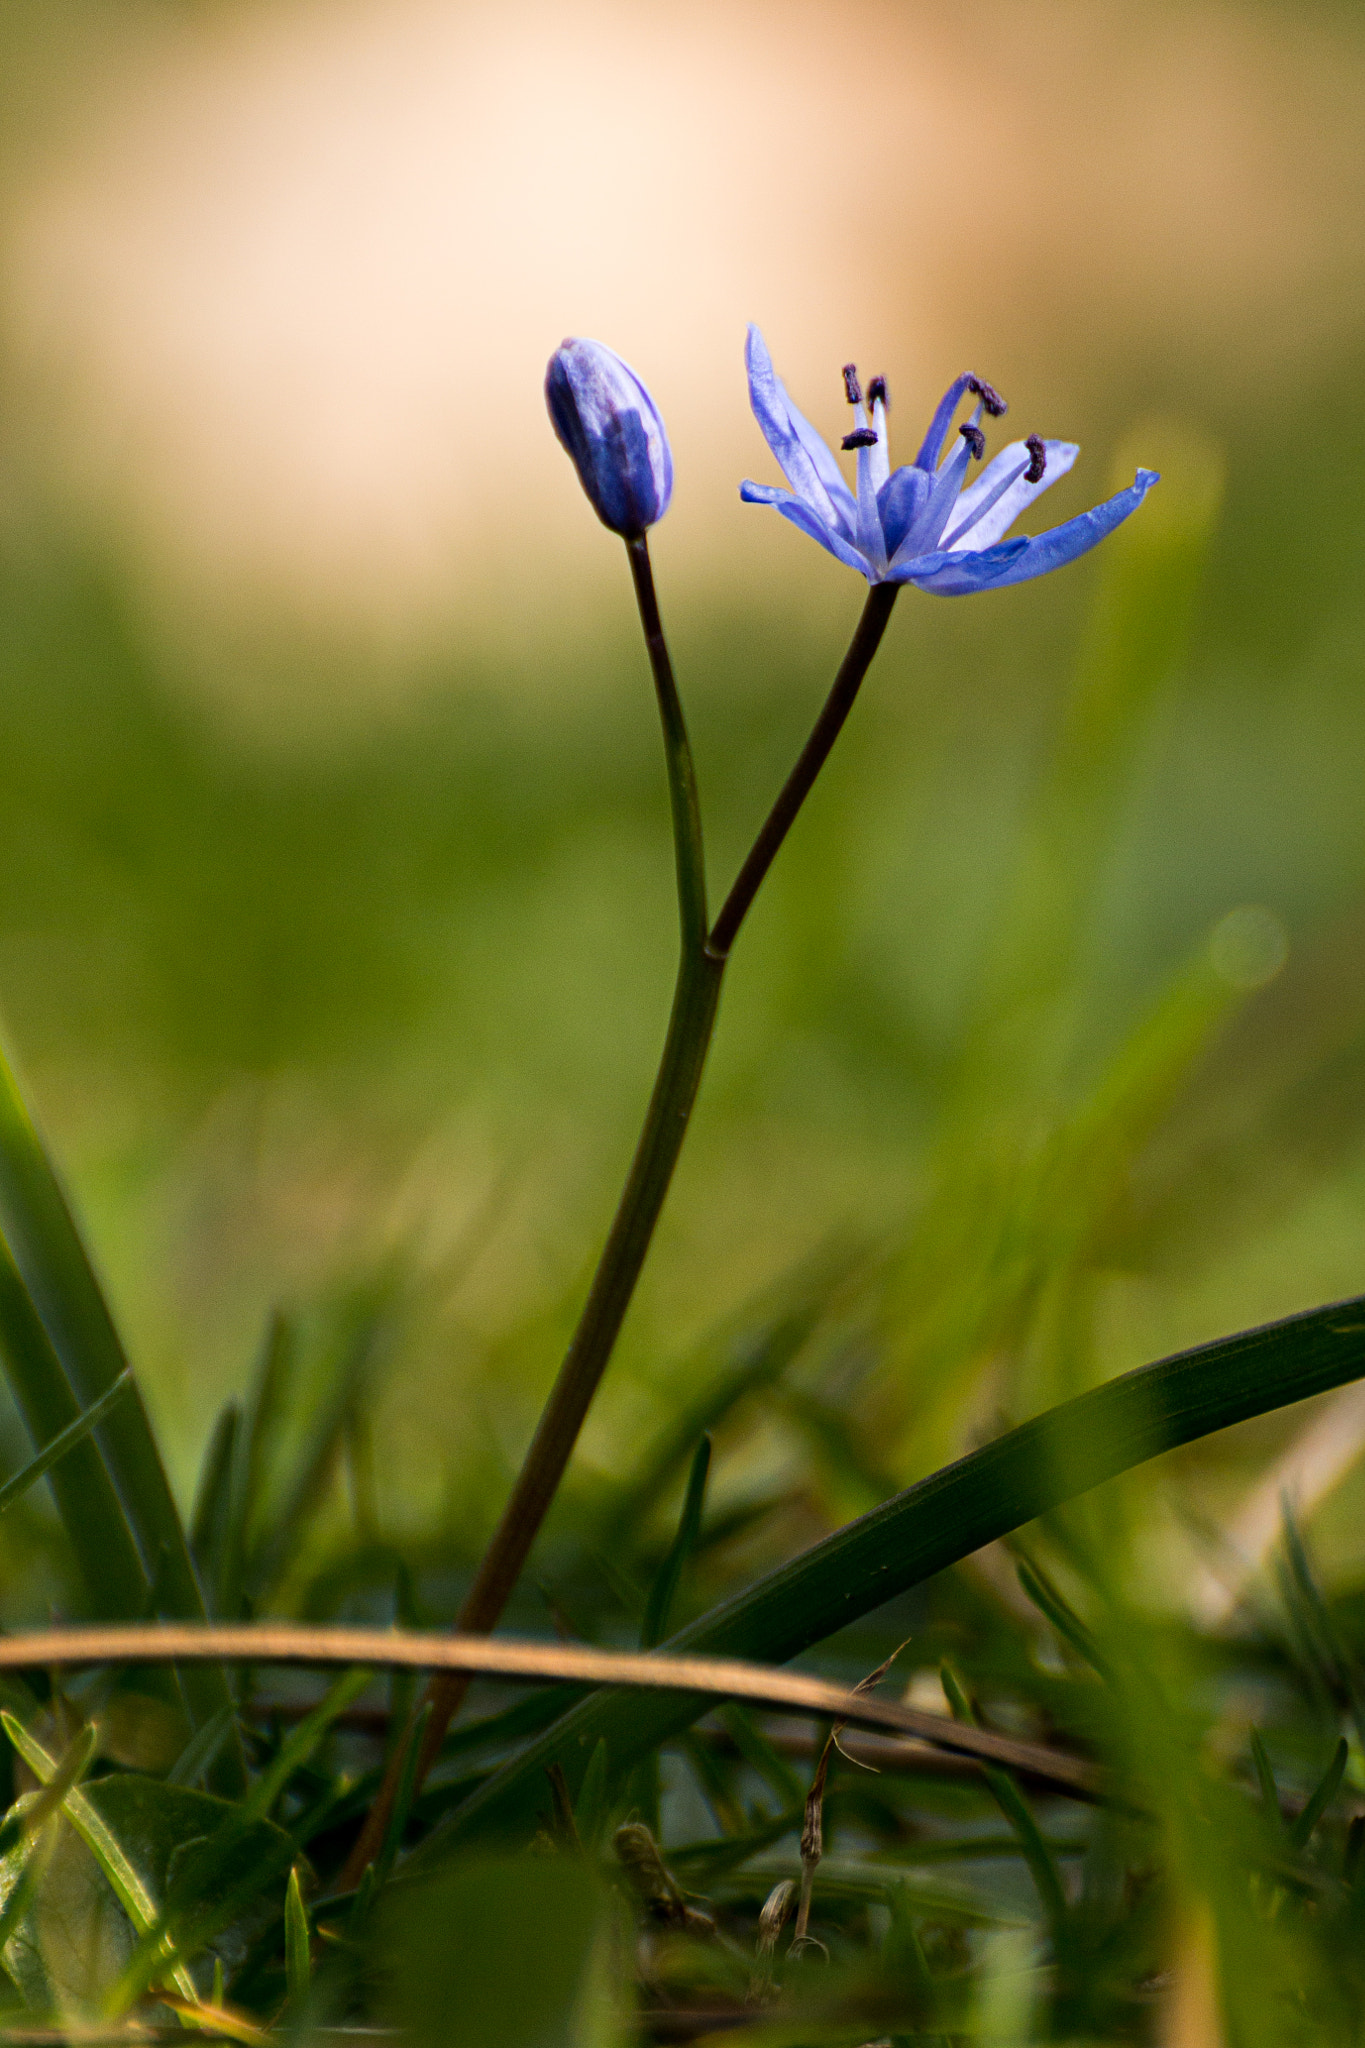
739,325,1157,594
546,338,673,538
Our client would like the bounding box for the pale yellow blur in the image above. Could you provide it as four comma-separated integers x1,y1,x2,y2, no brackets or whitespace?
2,0,1362,696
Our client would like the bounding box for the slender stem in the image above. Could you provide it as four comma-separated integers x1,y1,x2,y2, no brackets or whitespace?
418,945,722,1687
627,535,709,953
343,562,899,1885
342,534,717,1880
433,538,715,1662
708,582,898,957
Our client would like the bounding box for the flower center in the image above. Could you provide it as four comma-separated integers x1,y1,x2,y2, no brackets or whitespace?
1024,433,1047,483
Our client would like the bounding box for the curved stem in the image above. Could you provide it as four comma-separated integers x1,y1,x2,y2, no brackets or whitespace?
342,535,717,1879
627,536,708,952
425,943,721,1640
708,582,897,957
343,564,899,1884
423,539,719,1707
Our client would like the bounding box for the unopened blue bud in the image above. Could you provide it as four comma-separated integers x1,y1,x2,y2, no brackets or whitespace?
545,338,673,537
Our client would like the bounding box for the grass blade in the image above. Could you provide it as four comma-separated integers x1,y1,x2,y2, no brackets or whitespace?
603,1282,831,1541
942,1663,1067,1937
0,1360,139,1524
243,1666,373,1822
1290,1736,1348,1852
1277,1502,1365,1752
1016,1557,1111,1681
230,1309,295,1609
375,1701,429,1888
0,1722,97,1864
190,1399,241,1604
284,1865,310,2015
718,1702,804,1808
573,1738,609,1853
0,1239,147,1619
0,1045,237,1753
640,1434,711,1649
166,1701,239,1790
0,1728,99,1995
432,1289,1365,1850
246,1295,392,1603
1,1710,199,2005
1249,1729,1280,1825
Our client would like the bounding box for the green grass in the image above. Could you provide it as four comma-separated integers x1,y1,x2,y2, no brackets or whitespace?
0,229,1362,2040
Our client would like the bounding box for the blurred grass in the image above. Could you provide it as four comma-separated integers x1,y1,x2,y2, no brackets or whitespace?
0,369,1357,1577
0,4,1361,2034
0,170,1359,1636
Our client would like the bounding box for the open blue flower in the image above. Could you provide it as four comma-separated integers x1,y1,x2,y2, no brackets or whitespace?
740,326,1157,594
546,338,673,538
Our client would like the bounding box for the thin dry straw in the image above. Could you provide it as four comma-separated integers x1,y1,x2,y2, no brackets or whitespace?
0,1623,1101,1798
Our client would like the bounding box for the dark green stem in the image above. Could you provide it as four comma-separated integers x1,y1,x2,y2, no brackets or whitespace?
343,534,718,1876
627,535,709,954
445,945,723,1636
709,582,898,956
345,557,899,1880
417,540,718,1736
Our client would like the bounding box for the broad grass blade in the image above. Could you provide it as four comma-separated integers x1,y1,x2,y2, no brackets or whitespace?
431,1291,1365,1851
0,1237,147,1619
0,1044,236,1752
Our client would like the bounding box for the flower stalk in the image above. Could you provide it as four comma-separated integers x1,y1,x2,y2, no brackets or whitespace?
411,531,718,1732
344,554,897,1881
709,582,898,955
346,323,1154,1881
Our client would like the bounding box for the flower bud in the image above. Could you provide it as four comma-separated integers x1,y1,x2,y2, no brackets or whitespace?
545,338,673,537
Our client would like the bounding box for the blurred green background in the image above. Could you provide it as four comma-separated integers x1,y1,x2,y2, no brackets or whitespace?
0,0,1362,1624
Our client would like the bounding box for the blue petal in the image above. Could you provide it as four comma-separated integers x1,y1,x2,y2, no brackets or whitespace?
740,480,873,577
776,376,858,537
913,373,976,472
877,466,932,558
867,395,891,494
889,536,1030,593
546,338,673,535
963,469,1160,590
890,420,977,567
943,440,1078,550
853,410,887,572
745,326,853,536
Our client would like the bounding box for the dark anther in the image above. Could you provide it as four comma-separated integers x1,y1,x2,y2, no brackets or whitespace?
842,364,863,405
966,375,1008,417
868,375,889,409
1024,433,1046,483
959,422,985,460
842,428,879,450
